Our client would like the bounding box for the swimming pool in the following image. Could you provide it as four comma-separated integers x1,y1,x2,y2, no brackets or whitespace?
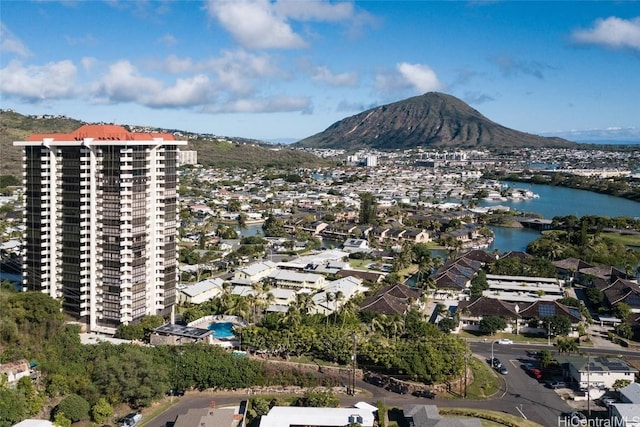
207,321,235,339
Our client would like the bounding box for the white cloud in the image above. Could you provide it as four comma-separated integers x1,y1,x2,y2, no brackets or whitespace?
94,60,213,108
204,95,311,113
397,63,442,93
0,60,77,101
64,34,97,46
163,55,195,74
206,0,306,49
310,65,358,87
81,57,98,72
572,16,640,51
205,0,368,49
0,23,31,57
273,1,354,22
157,33,178,47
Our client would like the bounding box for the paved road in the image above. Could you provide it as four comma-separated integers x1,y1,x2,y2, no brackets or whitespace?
145,343,632,427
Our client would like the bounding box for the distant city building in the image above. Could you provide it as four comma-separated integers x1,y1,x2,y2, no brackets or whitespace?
14,125,187,333
177,149,198,166
364,155,377,167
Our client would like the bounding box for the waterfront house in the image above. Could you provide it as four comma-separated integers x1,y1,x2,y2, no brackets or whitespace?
342,238,371,254
401,229,431,243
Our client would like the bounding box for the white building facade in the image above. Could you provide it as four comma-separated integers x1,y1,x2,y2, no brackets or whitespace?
14,125,187,333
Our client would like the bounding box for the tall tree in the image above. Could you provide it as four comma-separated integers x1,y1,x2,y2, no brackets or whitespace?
358,192,377,225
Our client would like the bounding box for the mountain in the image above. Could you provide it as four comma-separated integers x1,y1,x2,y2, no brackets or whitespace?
0,110,86,179
0,110,328,180
295,92,576,150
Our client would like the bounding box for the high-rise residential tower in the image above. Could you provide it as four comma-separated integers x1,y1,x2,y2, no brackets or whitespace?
14,125,187,333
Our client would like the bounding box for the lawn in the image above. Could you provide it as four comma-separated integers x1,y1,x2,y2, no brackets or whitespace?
463,356,501,399
439,408,544,427
601,231,640,248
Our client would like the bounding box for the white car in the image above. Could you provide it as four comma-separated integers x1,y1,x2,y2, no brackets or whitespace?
497,339,513,345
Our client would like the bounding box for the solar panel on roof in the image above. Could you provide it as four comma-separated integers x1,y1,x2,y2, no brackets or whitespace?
538,304,556,318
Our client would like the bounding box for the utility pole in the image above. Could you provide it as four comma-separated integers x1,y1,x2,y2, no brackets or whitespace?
587,354,591,417
350,333,357,396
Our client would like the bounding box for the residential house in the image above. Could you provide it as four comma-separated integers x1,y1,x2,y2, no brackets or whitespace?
179,278,225,305
458,249,498,265
336,269,385,284
321,224,357,239
430,259,480,298
300,221,329,235
369,227,390,242
517,300,583,336
557,356,638,390
386,228,406,241
619,381,640,403
482,274,565,303
610,403,640,427
12,421,56,427
173,406,244,427
457,297,520,333
579,265,630,285
553,258,593,282
312,276,368,315
0,359,31,386
259,403,376,427
402,229,431,244
342,238,371,254
360,283,422,316
600,278,640,313
267,269,325,290
456,298,582,335
233,261,277,285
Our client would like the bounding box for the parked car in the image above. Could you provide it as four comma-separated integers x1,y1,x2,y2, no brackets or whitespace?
529,368,542,379
488,357,501,368
548,381,567,389
497,339,513,345
120,413,142,427
499,366,509,375
364,376,384,387
412,389,436,399
601,397,618,407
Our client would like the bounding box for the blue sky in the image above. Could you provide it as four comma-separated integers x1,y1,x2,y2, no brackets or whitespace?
1,1,639,142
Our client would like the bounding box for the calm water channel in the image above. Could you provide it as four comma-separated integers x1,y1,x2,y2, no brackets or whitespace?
482,181,640,252
236,183,640,253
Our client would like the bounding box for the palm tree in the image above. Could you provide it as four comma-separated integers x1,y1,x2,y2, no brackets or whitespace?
293,292,315,317
252,280,273,320
323,292,335,325
333,291,345,324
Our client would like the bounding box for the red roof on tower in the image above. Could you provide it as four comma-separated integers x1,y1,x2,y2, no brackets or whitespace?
28,124,176,142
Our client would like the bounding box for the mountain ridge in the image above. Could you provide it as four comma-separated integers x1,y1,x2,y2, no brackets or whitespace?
296,92,576,150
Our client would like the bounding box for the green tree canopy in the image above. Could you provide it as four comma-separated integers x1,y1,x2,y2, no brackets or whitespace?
478,315,507,335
